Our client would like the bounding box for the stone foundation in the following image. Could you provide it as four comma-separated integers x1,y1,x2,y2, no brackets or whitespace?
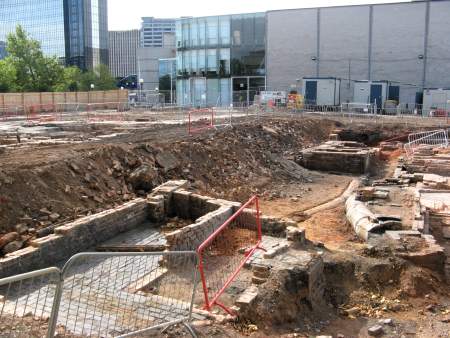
299,141,378,174
0,180,298,278
0,198,151,278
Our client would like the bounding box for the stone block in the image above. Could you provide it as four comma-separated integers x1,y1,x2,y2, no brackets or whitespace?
235,285,258,308
442,226,450,239
286,226,305,244
251,276,267,285
147,195,165,222
172,190,192,219
252,264,271,279
263,243,289,259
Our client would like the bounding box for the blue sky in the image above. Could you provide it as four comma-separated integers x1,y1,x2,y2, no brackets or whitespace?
108,0,410,30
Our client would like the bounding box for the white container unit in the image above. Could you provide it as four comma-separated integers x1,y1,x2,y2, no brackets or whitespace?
423,88,450,115
353,80,390,109
302,77,341,106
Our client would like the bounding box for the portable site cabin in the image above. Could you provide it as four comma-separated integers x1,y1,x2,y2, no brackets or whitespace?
423,88,450,115
353,80,400,109
302,77,341,106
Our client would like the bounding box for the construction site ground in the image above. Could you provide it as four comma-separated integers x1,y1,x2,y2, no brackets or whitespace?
0,114,449,337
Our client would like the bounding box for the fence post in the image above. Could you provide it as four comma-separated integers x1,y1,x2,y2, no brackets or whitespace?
46,275,64,338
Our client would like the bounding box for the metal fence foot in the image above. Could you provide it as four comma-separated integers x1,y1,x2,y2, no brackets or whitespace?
182,322,198,338
160,322,197,338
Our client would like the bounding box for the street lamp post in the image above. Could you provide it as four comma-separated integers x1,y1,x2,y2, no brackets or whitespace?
139,78,144,103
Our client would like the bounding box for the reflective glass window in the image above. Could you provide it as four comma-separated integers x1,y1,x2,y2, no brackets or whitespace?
220,78,231,106
207,79,219,106
198,49,206,73
207,17,218,46
198,19,206,46
182,23,189,47
175,20,182,47
190,21,198,47
219,48,230,76
190,50,197,74
207,49,217,73
219,16,231,45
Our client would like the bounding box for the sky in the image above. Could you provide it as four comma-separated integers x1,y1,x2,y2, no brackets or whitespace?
108,0,411,30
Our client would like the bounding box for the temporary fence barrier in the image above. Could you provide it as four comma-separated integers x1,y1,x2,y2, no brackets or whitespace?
0,251,198,338
86,102,124,121
0,267,61,337
188,108,215,135
0,105,23,121
341,102,374,115
404,129,449,156
197,196,263,315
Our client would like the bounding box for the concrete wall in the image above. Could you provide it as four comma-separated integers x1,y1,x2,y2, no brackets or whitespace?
427,1,450,89
266,8,318,93
266,0,450,103
137,46,175,90
320,6,370,103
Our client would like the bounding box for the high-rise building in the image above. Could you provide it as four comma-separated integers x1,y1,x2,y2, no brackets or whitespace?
140,17,176,47
109,30,139,78
0,0,108,70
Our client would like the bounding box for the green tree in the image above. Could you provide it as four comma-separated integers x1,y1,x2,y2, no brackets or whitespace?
0,59,16,92
53,66,82,92
6,25,64,92
80,64,116,91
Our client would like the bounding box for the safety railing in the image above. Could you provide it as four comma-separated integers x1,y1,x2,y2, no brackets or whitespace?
197,196,263,315
404,129,449,156
0,251,198,338
188,108,215,135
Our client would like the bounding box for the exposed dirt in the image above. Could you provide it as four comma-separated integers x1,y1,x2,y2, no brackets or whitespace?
1,116,449,337
0,118,339,255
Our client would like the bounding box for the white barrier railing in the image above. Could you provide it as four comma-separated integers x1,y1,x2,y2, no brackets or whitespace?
404,129,449,156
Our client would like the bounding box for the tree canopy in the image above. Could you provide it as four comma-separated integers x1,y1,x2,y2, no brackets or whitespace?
0,25,117,93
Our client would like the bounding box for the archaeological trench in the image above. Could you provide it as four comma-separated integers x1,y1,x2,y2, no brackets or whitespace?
0,117,449,337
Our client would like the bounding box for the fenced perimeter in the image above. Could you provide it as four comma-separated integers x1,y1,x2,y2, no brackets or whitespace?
188,108,215,135
197,196,263,314
404,129,449,156
0,251,198,337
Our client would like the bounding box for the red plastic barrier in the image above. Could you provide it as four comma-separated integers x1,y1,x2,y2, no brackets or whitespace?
188,108,215,135
197,196,264,315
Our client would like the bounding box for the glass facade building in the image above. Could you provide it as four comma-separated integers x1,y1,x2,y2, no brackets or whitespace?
158,58,176,103
176,13,266,107
141,17,176,47
0,0,108,70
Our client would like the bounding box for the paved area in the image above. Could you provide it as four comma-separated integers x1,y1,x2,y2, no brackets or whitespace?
0,224,195,336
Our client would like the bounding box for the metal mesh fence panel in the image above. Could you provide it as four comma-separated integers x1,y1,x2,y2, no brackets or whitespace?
0,267,61,338
197,196,262,314
188,109,215,135
404,129,449,156
53,251,198,337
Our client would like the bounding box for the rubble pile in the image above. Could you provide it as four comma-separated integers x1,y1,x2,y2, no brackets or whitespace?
0,119,337,255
